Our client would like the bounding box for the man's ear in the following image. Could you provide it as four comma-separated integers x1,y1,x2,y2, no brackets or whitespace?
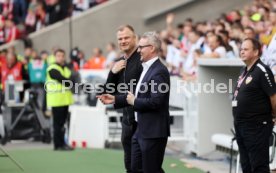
151,46,156,53
254,49,259,57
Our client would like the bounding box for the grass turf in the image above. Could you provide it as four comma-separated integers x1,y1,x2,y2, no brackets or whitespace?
0,149,204,173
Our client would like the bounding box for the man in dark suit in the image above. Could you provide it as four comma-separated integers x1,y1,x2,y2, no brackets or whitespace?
97,25,143,173
126,31,171,173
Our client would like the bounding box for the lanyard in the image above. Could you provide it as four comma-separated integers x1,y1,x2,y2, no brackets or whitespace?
233,70,249,100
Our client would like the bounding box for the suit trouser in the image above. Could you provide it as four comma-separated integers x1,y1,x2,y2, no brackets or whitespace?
234,121,273,173
121,121,137,173
52,106,69,148
131,129,167,173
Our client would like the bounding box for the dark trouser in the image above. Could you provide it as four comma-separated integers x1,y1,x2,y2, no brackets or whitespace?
31,83,46,112
234,121,273,173
0,90,3,113
131,129,167,173
52,106,69,148
121,121,137,173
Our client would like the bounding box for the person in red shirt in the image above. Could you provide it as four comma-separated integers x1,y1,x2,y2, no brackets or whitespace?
0,15,5,45
1,52,23,91
83,47,106,69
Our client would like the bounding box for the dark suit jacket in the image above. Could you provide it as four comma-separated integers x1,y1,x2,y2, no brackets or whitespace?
134,59,171,139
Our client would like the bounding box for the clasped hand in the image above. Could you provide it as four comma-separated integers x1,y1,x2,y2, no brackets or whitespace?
97,91,135,106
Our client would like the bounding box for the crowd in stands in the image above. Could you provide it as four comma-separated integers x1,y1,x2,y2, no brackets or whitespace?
159,0,276,81
0,0,108,45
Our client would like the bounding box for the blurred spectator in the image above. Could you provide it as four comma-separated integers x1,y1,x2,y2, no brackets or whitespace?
184,18,193,27
4,18,20,43
202,34,226,58
0,0,14,20
70,47,79,62
28,49,47,85
70,48,86,69
241,15,253,28
159,29,172,58
73,0,89,16
183,30,204,73
260,9,276,45
243,26,256,39
166,39,183,74
47,46,58,65
77,50,86,69
201,30,214,53
1,52,24,91
69,47,88,70
25,3,37,34
218,30,237,58
176,23,184,41
104,42,117,69
31,48,38,59
13,0,28,24
28,49,47,110
214,22,225,34
0,15,5,45
7,45,15,54
7,46,27,70
59,0,73,17
69,47,80,71
165,13,176,39
180,24,192,54
35,2,46,31
181,49,201,81
0,49,7,71
83,47,106,69
0,49,7,84
22,47,32,66
258,5,270,21
40,50,49,62
0,49,7,107
195,21,208,35
229,23,243,44
229,10,242,24
44,0,71,25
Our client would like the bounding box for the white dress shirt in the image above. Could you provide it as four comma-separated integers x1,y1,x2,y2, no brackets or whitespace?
134,57,159,121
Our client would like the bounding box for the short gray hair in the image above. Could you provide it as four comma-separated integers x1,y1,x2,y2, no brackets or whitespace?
141,31,161,53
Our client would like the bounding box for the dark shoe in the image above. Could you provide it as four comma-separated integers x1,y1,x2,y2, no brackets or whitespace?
63,145,74,151
54,145,74,151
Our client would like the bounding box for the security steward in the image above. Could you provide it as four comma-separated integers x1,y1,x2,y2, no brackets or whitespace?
46,49,74,151
232,38,276,173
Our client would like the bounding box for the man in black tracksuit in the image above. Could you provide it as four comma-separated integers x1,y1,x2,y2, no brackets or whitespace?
100,25,142,173
233,38,276,173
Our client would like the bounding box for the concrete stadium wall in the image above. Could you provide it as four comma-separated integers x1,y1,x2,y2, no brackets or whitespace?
0,0,251,58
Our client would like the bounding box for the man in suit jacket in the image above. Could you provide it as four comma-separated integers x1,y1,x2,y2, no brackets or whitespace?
126,31,171,173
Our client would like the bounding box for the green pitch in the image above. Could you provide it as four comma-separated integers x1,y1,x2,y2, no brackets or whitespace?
0,149,204,173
